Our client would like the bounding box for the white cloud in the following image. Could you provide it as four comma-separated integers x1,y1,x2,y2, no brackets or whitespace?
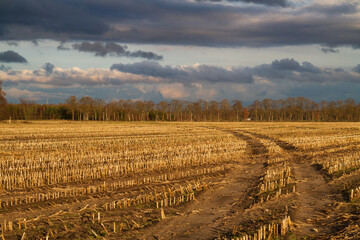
0,67,166,87
253,76,275,85
157,83,190,99
5,88,67,102
133,84,148,94
193,86,218,99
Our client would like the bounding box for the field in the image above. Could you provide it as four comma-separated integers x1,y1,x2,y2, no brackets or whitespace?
0,121,360,239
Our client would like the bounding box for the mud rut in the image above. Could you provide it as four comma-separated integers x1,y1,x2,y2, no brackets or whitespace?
137,129,343,240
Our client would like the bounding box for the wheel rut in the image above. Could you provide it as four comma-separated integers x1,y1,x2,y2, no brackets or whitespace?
243,131,338,239
135,128,341,239
136,130,268,240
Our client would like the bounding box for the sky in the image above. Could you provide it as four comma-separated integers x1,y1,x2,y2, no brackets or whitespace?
0,0,360,105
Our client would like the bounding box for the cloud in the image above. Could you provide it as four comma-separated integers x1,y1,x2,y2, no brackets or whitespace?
42,63,55,76
0,1,359,48
111,61,187,78
155,82,220,100
157,83,190,99
5,80,359,105
196,0,289,7
1,59,360,91
112,58,360,86
5,88,43,102
353,64,360,74
72,42,127,57
252,59,332,83
72,41,163,60
0,50,27,63
190,64,254,83
128,50,163,61
111,59,328,84
6,41,18,46
334,68,345,73
57,41,71,50
3,58,360,104
302,3,358,16
0,66,165,87
0,65,11,72
300,62,322,74
271,58,300,70
111,61,254,83
0,0,109,37
31,40,39,46
270,58,321,73
321,46,339,53
5,87,67,103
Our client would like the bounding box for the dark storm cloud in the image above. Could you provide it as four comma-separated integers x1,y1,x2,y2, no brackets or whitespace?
0,0,359,48
252,59,326,82
111,61,187,78
301,3,358,15
42,62,55,76
196,0,288,7
190,65,254,83
111,61,253,83
128,50,163,61
72,42,163,60
270,59,321,73
0,0,109,37
111,59,358,85
0,50,27,63
300,62,322,74
271,58,301,70
73,42,127,57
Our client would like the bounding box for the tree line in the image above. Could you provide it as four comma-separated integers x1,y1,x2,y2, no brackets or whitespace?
0,82,359,122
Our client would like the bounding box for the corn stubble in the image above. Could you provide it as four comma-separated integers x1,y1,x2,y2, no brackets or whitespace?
0,121,360,239
0,122,246,239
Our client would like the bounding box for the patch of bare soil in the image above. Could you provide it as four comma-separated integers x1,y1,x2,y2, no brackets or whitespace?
290,160,334,238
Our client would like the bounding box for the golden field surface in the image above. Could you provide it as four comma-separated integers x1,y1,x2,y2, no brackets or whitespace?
0,121,360,239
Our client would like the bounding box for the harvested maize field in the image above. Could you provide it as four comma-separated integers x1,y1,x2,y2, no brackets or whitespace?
0,121,360,239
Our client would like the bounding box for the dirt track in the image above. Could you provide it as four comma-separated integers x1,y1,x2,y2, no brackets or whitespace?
134,128,360,240
248,132,335,238
138,131,266,239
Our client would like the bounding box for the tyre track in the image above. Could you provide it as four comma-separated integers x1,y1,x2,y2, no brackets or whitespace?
136,130,268,240
132,128,340,239
242,131,337,239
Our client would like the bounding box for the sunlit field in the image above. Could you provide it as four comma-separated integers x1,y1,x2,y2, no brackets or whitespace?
0,121,360,239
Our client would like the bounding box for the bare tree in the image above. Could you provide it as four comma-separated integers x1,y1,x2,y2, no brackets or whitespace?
232,100,243,122
79,96,95,121
209,101,219,121
0,81,8,119
19,98,36,120
220,99,231,121
65,96,77,121
157,101,168,121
